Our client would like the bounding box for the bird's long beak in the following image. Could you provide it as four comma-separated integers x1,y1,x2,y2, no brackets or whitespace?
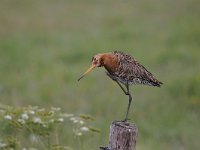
78,64,96,81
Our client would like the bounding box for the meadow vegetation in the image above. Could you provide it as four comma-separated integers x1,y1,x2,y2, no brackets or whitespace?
0,105,98,149
0,0,200,149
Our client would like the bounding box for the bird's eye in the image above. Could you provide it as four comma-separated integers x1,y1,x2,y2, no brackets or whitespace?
91,56,97,62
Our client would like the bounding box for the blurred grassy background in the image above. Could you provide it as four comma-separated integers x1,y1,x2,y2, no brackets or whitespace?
0,0,200,149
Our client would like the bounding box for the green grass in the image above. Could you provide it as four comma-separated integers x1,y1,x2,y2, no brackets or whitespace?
0,0,200,149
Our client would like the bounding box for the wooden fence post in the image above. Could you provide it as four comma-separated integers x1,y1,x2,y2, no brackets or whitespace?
100,121,137,150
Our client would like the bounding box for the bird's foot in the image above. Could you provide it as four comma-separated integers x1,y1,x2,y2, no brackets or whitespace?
122,118,131,122
113,118,130,123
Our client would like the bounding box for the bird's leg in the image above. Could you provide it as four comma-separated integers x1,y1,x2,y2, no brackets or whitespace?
106,73,128,95
107,73,132,122
123,82,132,122
115,80,132,122
115,80,129,95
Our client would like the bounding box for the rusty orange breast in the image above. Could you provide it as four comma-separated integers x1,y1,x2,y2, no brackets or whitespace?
101,53,119,73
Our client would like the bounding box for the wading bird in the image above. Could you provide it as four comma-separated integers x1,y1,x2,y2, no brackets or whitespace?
78,51,162,121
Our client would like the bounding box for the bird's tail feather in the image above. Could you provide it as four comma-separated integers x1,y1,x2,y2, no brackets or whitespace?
151,80,163,87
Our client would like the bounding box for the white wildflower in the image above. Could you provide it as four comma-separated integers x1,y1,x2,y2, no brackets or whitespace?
60,113,74,117
73,120,78,123
21,113,29,120
49,111,55,115
70,117,75,121
28,110,35,115
4,115,12,120
0,142,6,148
51,107,61,111
42,124,47,128
33,117,42,124
58,118,64,122
37,108,45,112
17,118,25,124
70,117,78,123
80,126,89,132
76,132,82,136
79,120,84,124
49,119,54,123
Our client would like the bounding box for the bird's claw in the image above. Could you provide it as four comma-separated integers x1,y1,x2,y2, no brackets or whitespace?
113,118,130,123
123,118,131,122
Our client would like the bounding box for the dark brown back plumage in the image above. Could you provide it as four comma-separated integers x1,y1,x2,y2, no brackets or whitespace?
106,51,162,87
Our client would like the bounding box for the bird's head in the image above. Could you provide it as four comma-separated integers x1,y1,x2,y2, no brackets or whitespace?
91,54,104,67
78,54,104,81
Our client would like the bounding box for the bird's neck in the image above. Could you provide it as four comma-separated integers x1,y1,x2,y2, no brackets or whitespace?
101,53,118,73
